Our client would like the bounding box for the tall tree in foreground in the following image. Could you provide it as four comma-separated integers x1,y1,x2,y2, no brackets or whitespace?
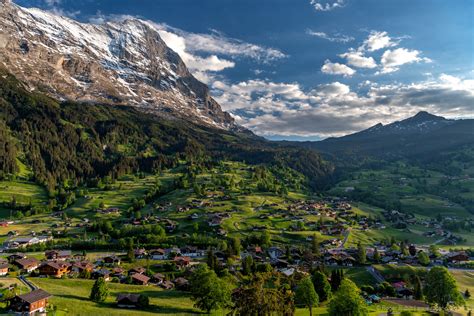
231,272,294,315
295,276,319,316
330,269,344,291
312,271,331,302
90,277,109,303
189,264,231,313
424,266,464,312
328,279,368,316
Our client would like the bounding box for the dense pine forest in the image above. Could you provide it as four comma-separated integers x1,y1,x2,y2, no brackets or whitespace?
0,68,334,194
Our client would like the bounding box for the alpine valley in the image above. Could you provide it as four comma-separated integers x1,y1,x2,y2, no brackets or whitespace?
0,1,473,315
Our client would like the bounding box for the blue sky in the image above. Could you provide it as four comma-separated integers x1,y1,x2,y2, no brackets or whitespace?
15,0,474,140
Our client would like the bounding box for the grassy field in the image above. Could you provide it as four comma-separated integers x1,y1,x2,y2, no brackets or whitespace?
29,278,427,316
450,270,474,311
329,163,473,219
30,278,200,316
0,180,48,218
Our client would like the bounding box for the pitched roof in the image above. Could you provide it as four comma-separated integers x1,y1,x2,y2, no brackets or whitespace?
116,293,140,303
15,258,39,267
42,261,70,270
17,289,51,304
131,273,150,282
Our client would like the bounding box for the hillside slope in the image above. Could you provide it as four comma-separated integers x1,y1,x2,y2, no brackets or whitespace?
0,68,334,191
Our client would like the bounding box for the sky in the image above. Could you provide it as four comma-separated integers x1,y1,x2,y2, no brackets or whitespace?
14,0,474,140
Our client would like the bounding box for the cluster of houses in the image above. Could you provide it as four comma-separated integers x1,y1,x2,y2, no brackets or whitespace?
239,243,472,270
3,235,52,249
0,246,208,289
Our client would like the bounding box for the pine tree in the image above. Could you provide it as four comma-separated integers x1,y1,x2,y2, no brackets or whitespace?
312,271,332,302
90,277,109,302
311,234,321,257
357,242,367,265
373,248,381,263
413,275,423,300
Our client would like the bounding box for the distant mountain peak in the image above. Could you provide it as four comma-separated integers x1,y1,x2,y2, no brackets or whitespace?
409,111,446,122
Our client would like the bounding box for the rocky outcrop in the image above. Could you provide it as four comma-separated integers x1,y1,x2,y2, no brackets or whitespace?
0,1,235,129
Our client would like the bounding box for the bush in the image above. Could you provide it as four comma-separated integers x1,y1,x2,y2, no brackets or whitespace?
360,285,375,294
138,294,150,309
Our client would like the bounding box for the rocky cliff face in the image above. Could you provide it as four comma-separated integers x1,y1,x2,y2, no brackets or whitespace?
0,1,235,129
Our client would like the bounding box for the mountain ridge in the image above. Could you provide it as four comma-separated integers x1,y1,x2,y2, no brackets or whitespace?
294,111,474,164
0,1,237,130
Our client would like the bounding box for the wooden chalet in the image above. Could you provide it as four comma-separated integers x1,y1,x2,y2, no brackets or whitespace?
116,293,141,308
173,256,191,269
131,273,150,285
102,255,121,266
14,258,40,273
45,250,72,261
10,289,51,315
39,261,71,277
0,263,9,276
71,261,93,274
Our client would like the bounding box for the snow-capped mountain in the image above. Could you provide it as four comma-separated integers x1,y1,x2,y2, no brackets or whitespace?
0,0,235,129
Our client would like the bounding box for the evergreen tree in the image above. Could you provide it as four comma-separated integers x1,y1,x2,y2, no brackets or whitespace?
330,270,344,291
357,242,367,265
207,249,217,271
312,271,332,302
413,275,423,300
90,277,109,303
311,234,321,257
373,248,381,263
242,255,254,276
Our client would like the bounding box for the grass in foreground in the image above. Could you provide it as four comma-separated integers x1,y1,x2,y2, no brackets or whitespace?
30,278,200,316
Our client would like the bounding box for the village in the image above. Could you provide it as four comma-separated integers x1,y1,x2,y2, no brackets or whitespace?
0,197,471,314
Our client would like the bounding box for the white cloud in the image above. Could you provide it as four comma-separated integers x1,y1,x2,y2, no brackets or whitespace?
313,82,351,96
321,59,356,76
306,29,354,43
157,29,235,74
212,74,474,138
362,31,397,52
310,0,345,11
154,24,287,63
380,48,431,73
40,0,81,18
339,50,377,68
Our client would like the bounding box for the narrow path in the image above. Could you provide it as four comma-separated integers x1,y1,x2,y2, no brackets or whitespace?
342,227,351,247
431,237,446,245
366,266,385,283
18,275,37,291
